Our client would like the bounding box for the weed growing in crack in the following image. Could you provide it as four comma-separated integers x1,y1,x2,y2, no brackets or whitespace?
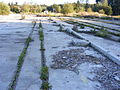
95,27,109,37
80,25,85,29
32,21,36,28
39,30,44,41
41,82,52,90
39,20,42,28
40,66,49,80
9,36,32,90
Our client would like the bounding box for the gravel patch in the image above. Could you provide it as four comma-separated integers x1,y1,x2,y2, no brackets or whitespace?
51,48,101,74
51,48,120,90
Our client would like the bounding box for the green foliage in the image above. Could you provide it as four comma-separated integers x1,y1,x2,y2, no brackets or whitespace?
99,9,105,14
39,21,42,28
93,2,112,15
41,82,51,90
80,25,85,29
52,4,61,13
9,36,32,90
36,5,42,13
0,2,10,15
102,0,108,6
87,8,92,12
95,27,109,37
62,3,74,14
21,3,30,13
39,30,44,41
109,0,120,15
9,3,20,13
40,66,48,80
102,5,112,15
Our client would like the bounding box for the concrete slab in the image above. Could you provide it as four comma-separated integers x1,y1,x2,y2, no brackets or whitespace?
15,30,41,90
0,19,32,90
43,19,104,90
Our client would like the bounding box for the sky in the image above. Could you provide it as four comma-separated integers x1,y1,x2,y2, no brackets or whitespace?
0,0,96,5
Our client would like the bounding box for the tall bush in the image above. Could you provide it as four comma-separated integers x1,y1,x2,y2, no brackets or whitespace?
62,3,74,14
0,2,10,15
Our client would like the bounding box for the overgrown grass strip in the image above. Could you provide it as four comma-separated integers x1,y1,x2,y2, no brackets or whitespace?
38,20,51,90
9,21,36,90
64,19,120,37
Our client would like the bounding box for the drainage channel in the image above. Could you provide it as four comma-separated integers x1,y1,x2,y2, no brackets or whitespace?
38,20,51,90
8,21,36,90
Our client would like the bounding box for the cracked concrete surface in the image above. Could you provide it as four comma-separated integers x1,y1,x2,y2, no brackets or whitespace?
15,29,41,90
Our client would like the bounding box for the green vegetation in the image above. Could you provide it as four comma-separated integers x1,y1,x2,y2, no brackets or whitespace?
39,30,44,41
9,36,32,90
62,3,74,14
40,66,49,80
4,0,120,16
8,21,35,90
64,18,120,39
52,4,61,13
87,8,92,12
38,20,51,90
0,2,10,15
108,0,120,15
80,25,85,29
41,82,51,90
95,27,109,37
99,9,105,14
93,2,112,15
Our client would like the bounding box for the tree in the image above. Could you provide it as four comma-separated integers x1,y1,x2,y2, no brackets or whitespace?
102,0,108,6
52,4,61,13
108,0,120,15
0,2,10,15
93,2,112,15
87,7,92,12
36,5,42,13
96,0,101,3
85,0,89,11
62,3,74,14
99,9,105,14
21,3,30,13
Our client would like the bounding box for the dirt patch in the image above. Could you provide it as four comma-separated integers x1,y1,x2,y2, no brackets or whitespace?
51,48,120,90
51,49,101,73
93,57,120,90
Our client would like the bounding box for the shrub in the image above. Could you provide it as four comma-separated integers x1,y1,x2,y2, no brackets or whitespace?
0,2,10,15
93,3,112,15
99,9,105,14
80,25,85,29
95,27,109,37
62,3,74,14
41,82,51,90
40,66,49,80
87,8,92,12
102,5,112,15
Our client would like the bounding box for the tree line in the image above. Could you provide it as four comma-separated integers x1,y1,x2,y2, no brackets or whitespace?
0,0,120,16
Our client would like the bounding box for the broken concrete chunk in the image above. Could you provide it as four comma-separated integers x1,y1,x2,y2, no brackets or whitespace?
72,25,78,31
114,76,120,81
59,24,64,31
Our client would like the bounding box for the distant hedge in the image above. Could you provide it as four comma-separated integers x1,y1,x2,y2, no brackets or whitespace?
0,2,10,15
